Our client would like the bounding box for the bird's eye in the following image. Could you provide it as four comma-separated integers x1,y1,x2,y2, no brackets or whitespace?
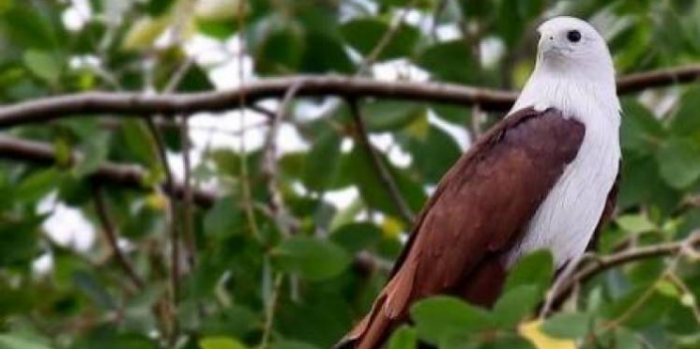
567,30,582,43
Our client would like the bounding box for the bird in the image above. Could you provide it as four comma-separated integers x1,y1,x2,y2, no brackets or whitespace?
335,16,621,349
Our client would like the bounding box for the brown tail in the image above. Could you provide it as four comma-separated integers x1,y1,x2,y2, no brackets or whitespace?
336,257,419,349
334,296,397,349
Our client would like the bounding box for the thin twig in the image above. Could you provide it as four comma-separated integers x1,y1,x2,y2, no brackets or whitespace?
92,186,145,290
144,115,182,345
356,0,420,75
552,231,700,306
179,115,197,268
347,99,415,224
259,272,283,349
147,52,199,342
430,0,449,40
261,83,303,237
591,243,687,342
236,0,261,242
249,104,277,119
666,271,700,326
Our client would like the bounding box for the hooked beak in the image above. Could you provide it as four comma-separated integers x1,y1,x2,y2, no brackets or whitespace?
538,34,565,60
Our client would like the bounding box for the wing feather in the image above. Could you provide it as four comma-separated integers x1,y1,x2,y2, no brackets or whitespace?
337,107,586,349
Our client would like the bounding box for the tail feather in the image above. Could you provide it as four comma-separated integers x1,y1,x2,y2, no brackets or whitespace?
333,300,396,349
336,259,418,349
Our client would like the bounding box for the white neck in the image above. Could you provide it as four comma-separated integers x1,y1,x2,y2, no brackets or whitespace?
510,58,620,130
505,62,622,268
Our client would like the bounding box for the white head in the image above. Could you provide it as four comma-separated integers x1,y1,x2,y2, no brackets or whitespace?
536,17,615,85
512,16,620,123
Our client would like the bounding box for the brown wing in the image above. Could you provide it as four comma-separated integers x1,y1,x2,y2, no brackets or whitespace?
336,107,585,349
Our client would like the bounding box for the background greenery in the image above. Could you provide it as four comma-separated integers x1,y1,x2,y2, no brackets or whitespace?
0,0,699,348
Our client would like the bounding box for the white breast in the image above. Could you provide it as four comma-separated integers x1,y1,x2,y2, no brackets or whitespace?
505,76,621,268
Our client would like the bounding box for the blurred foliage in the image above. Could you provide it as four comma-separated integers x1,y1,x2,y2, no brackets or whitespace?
0,0,698,349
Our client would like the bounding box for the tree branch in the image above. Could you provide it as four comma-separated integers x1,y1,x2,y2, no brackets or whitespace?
0,65,696,128
0,135,217,207
348,99,415,224
180,115,197,268
92,186,145,290
616,65,700,94
552,231,700,305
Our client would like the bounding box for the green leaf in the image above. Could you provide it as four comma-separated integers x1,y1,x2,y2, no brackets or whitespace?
73,270,117,310
204,196,245,238
270,340,321,349
401,124,462,184
146,0,175,15
670,85,700,138
410,296,492,345
16,168,63,203
23,49,61,84
330,222,382,254
362,101,426,132
540,313,591,339
388,325,417,349
199,337,249,349
0,0,13,15
438,334,479,349
618,152,680,215
122,16,170,51
302,130,342,192
121,119,157,166
492,285,541,328
346,146,427,218
201,305,259,339
73,131,111,177
431,104,471,125
177,64,215,92
275,287,355,347
417,40,479,83
0,216,43,267
503,250,554,293
341,18,419,61
254,20,305,75
477,335,535,349
1,6,58,49
196,18,238,39
620,98,664,153
0,335,54,349
195,0,245,22
301,32,354,74
497,0,545,46
656,137,700,188
273,236,351,280
602,285,674,329
616,214,657,234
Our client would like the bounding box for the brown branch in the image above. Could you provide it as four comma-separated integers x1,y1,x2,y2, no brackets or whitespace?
143,116,182,312
616,65,700,94
91,186,145,290
348,99,415,224
0,66,697,129
0,77,514,128
0,135,217,206
553,231,700,304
